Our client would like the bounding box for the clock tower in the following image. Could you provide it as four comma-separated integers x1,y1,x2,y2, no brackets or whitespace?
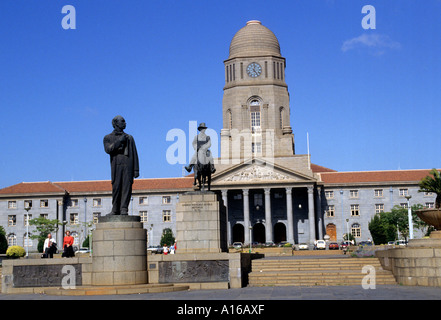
220,20,295,165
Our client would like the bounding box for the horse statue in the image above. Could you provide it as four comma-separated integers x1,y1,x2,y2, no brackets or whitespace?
185,123,216,191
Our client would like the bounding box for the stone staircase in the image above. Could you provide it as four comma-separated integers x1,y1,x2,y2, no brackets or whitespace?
248,257,397,287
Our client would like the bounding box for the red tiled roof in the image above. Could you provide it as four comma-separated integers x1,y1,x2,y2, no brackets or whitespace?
0,177,194,196
310,163,337,173
0,182,66,195
319,169,437,184
56,177,195,193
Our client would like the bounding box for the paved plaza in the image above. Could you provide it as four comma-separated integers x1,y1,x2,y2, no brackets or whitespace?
1,284,441,300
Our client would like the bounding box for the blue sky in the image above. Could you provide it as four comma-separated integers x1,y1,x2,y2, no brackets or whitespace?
0,0,440,189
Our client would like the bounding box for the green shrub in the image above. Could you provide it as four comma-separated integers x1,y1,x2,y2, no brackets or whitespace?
6,246,26,259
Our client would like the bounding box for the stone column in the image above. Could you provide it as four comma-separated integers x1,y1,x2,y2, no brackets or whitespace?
286,187,294,244
221,189,231,246
243,189,250,245
264,188,272,243
316,186,323,240
307,186,316,245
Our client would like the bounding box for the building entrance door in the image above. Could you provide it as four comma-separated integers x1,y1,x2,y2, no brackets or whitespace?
326,223,337,241
274,222,287,243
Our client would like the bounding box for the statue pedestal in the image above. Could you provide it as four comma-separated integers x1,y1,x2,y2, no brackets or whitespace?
176,191,227,253
91,215,147,286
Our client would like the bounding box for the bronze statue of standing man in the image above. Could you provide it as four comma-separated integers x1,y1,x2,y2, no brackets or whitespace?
103,116,139,215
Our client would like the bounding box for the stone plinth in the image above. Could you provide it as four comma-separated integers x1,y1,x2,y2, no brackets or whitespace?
176,191,227,254
376,233,441,287
91,215,147,286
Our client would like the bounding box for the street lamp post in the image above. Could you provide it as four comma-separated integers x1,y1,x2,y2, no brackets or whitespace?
83,197,88,249
405,195,413,240
24,206,31,258
249,226,252,253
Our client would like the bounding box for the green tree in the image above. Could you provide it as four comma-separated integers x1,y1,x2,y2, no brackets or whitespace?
369,213,396,244
29,217,62,252
418,169,441,208
0,226,8,254
369,204,428,243
160,228,175,247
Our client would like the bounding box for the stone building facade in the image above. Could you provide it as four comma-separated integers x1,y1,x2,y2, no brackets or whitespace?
0,21,437,252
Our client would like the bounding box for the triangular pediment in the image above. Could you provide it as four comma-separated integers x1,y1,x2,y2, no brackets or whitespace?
212,158,316,186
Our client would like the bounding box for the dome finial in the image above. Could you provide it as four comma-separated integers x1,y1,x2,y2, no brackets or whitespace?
246,20,261,25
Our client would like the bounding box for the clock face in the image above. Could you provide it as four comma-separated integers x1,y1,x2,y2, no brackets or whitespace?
246,62,262,78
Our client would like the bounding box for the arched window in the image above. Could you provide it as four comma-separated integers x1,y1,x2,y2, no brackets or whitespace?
227,109,233,130
279,107,285,129
8,233,17,247
351,223,361,238
71,231,80,246
23,233,33,247
250,99,261,131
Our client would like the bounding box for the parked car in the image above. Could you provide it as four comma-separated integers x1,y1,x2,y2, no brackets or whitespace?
75,247,90,254
359,241,373,247
278,241,290,247
298,243,308,250
264,241,275,247
232,242,243,249
340,241,351,249
316,240,326,250
395,240,408,246
387,241,395,246
328,242,339,250
147,245,163,254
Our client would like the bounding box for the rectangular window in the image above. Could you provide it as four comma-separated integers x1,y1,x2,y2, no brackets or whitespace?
162,210,171,222
93,198,102,207
250,111,261,130
70,213,79,225
93,212,101,224
24,200,32,208
374,189,383,197
8,215,16,227
325,191,334,199
375,204,384,214
24,214,32,226
139,197,148,205
252,142,262,154
70,199,79,207
254,194,263,207
139,211,148,223
162,196,171,204
426,203,435,209
8,201,17,209
40,200,49,208
40,214,48,220
326,205,335,217
349,190,359,198
233,194,242,200
350,204,360,216
399,189,409,197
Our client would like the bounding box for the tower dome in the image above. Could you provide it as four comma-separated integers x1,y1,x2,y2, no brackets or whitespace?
228,20,281,59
